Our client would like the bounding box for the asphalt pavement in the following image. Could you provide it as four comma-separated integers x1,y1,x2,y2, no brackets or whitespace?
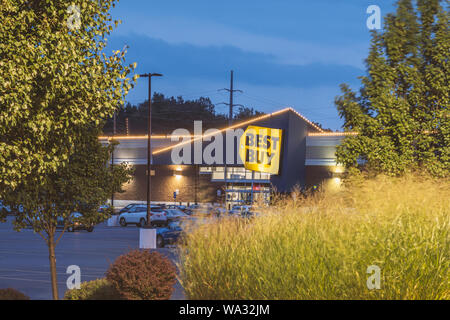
0,216,185,300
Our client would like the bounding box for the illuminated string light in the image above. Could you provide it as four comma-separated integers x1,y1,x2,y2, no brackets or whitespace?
288,108,324,132
308,132,359,137
98,135,193,140
99,107,324,153
152,107,323,155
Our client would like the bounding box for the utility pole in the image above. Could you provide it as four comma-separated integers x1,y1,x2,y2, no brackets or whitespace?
194,164,199,205
139,73,163,226
111,111,117,209
229,70,234,126
219,71,243,210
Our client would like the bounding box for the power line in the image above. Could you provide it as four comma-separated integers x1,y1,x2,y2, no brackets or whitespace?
240,93,287,108
218,70,244,125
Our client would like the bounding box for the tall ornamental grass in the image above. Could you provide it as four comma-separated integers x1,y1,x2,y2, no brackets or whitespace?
178,175,449,299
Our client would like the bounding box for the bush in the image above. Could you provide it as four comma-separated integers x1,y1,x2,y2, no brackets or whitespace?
0,288,30,300
106,249,177,300
64,278,122,300
179,174,450,299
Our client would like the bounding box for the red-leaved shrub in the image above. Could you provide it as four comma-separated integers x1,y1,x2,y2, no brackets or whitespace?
106,249,177,300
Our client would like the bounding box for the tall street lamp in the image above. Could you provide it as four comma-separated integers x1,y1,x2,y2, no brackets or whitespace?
139,73,163,227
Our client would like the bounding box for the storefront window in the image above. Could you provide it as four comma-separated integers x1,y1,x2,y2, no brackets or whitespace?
199,167,213,173
207,166,271,181
212,171,225,180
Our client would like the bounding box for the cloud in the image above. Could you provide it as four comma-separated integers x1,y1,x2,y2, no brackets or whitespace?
103,0,395,131
113,15,369,69
107,34,364,88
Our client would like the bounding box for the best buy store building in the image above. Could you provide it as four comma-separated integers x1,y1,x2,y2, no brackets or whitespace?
100,107,356,208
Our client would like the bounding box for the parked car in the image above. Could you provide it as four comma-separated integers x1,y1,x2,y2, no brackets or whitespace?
63,212,95,232
181,205,195,215
0,201,23,215
22,211,94,231
118,205,167,227
176,205,188,212
0,200,11,214
156,222,184,248
118,203,143,215
98,204,110,213
191,204,215,216
166,204,187,211
229,205,252,216
241,210,260,219
164,208,188,223
188,204,200,210
212,207,227,217
229,205,260,219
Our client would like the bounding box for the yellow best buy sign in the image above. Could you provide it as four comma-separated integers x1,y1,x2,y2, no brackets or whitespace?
239,126,283,175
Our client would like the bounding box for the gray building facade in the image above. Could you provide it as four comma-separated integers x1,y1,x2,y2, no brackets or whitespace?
101,108,355,207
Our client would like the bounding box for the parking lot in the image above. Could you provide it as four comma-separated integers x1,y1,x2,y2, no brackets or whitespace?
0,216,185,300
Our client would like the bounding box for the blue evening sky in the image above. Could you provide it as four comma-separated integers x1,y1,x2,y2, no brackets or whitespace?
107,0,397,130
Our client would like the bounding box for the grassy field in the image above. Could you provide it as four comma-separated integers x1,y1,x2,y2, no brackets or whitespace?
178,174,449,300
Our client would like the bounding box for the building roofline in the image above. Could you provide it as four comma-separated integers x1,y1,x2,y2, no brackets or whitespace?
152,107,323,155
100,107,325,154
99,135,191,140
308,132,358,137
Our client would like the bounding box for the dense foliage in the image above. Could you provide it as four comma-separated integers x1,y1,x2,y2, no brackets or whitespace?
0,127,132,299
0,0,135,299
4,127,132,234
335,0,449,177
64,278,122,300
103,93,266,135
0,0,136,191
0,288,30,300
179,174,450,299
106,249,177,300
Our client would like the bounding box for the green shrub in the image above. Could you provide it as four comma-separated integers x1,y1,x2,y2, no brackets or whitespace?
0,288,30,300
64,278,122,300
179,174,450,300
106,249,177,300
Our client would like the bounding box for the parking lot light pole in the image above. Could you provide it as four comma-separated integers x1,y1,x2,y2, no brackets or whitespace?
139,73,163,227
111,111,116,209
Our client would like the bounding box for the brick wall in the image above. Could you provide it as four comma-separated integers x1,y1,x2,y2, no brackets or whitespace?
114,165,221,203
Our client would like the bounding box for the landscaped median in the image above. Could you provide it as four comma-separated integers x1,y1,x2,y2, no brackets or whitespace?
178,174,450,300
64,250,177,300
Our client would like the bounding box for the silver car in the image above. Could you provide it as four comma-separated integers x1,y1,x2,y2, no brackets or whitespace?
118,205,167,227
164,208,188,223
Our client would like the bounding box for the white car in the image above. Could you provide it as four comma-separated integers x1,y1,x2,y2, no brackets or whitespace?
118,205,167,227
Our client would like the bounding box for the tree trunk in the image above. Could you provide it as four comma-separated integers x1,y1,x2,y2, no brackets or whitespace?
48,233,59,300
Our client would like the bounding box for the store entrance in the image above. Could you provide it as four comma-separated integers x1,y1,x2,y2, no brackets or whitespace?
225,183,271,210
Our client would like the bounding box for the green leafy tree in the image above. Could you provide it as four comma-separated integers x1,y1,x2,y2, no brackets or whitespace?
0,128,133,300
234,106,265,121
104,93,229,134
335,0,449,177
0,0,136,191
0,0,136,300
